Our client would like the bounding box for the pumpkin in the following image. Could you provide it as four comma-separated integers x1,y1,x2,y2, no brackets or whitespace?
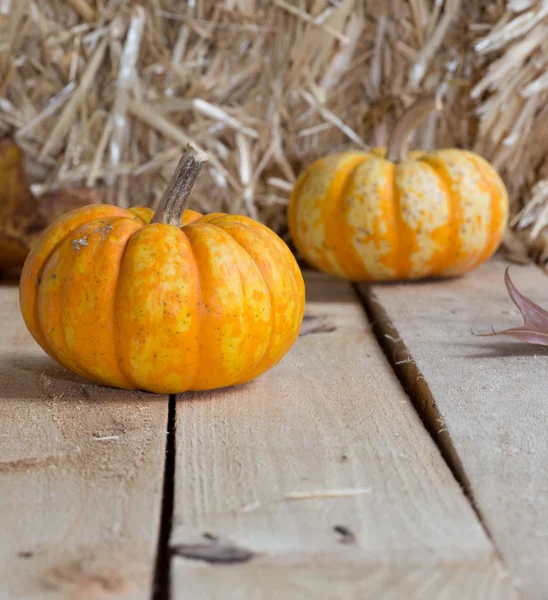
20,146,305,394
0,139,102,271
288,97,509,281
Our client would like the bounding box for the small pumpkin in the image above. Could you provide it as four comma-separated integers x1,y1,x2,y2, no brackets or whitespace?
288,97,509,281
0,139,102,271
20,146,305,394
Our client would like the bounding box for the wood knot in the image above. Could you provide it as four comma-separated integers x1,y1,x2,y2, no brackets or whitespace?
334,525,356,544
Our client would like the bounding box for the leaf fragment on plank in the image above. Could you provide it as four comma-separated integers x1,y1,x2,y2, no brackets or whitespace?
475,267,548,346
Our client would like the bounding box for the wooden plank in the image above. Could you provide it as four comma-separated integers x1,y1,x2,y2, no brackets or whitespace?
364,259,548,600
0,284,168,600
170,272,515,599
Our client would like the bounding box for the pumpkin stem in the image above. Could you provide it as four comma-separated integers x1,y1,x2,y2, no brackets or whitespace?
386,94,442,163
151,143,208,225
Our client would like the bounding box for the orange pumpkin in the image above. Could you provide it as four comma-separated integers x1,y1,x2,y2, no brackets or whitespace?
20,146,305,394
288,97,509,281
0,139,102,271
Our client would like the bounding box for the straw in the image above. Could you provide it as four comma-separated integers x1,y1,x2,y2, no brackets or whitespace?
0,0,546,253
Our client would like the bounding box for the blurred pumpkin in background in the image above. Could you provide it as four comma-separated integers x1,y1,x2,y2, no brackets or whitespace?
0,139,102,271
20,146,305,395
288,96,509,282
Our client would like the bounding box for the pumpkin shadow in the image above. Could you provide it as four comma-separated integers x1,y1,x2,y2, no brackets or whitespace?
177,380,256,403
356,274,464,289
4,355,88,385
2,354,253,402
304,272,358,304
1,355,145,401
456,340,548,359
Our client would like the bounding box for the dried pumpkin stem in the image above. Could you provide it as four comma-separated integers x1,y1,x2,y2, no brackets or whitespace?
151,143,208,225
386,95,442,163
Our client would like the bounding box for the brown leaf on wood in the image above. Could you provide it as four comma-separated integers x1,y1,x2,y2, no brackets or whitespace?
0,138,102,270
172,534,255,565
475,267,548,346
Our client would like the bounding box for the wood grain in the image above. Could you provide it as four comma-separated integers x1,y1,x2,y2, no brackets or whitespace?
0,285,168,600
171,272,515,599
365,259,548,600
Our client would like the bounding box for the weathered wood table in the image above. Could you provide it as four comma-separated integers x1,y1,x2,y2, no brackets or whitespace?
1,258,546,599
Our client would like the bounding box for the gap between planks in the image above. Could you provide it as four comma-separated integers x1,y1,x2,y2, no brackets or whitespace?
152,393,177,600
355,282,502,559
167,271,515,600
355,285,487,519
358,259,548,599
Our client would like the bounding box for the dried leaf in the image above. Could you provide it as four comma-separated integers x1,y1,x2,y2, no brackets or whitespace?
0,139,102,271
0,236,29,270
476,267,548,346
172,534,255,565
37,187,104,224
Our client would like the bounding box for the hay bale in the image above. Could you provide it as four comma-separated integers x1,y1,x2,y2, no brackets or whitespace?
0,0,546,253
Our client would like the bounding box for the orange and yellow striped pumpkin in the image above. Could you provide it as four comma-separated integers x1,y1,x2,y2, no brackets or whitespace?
288,99,509,282
20,148,304,394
